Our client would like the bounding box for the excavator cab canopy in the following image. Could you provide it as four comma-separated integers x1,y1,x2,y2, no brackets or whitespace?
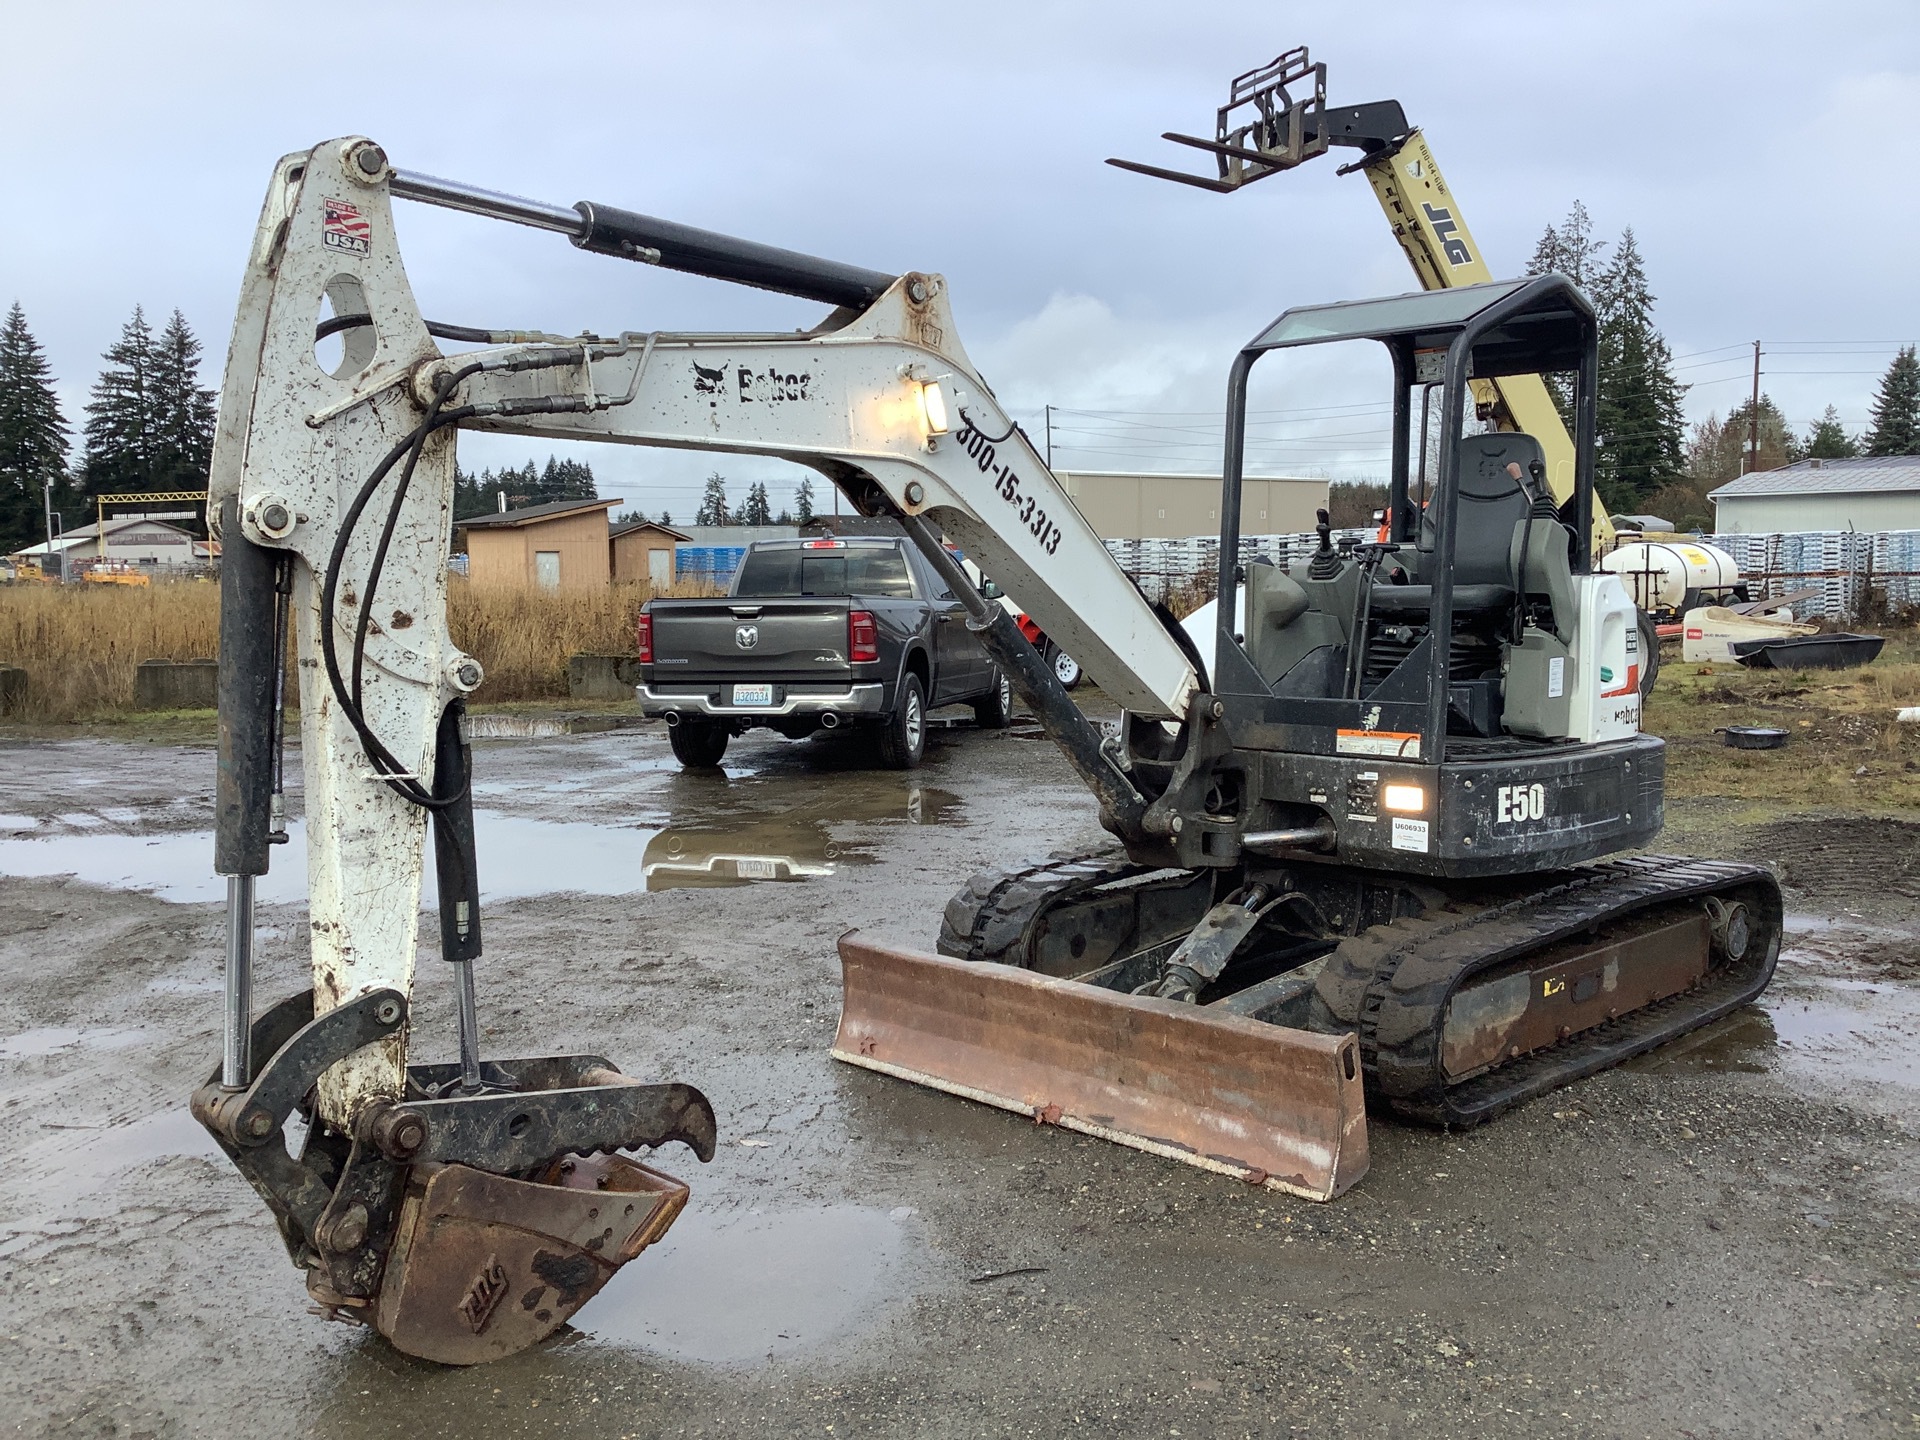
1239,271,1599,561
1211,273,1601,761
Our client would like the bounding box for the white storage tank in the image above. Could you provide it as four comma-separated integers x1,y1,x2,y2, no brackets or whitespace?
1599,540,1741,612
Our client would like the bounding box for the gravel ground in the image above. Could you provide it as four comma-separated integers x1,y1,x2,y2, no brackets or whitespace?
0,719,1913,1439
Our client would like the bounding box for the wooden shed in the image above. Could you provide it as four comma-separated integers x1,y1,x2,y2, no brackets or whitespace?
610,519,690,588
458,498,622,591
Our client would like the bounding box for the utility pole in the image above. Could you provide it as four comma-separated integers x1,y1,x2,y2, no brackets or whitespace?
1044,404,1054,470
41,477,57,578
1746,340,1762,474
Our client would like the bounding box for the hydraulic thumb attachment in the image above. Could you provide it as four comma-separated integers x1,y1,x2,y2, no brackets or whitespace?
190,989,715,1363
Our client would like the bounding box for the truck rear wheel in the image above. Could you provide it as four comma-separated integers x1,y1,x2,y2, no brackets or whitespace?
973,668,1013,729
878,675,926,769
668,719,729,769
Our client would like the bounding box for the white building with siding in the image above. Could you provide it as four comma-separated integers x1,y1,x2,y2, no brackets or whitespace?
1709,456,1920,533
9,516,207,570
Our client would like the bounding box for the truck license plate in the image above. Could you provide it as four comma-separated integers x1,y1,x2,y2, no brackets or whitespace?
731,683,774,706
735,857,778,880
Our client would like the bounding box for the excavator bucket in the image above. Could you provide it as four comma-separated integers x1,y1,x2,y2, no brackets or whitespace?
832,934,1368,1201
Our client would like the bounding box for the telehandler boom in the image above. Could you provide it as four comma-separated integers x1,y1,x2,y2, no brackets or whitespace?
1109,45,1610,548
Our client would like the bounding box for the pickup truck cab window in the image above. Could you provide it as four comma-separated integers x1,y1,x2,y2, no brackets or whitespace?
734,544,915,598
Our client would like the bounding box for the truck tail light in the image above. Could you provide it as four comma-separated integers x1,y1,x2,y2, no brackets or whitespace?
636,611,653,663
848,609,878,664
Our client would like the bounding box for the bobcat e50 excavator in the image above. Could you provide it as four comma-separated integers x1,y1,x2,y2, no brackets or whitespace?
198,126,1778,1359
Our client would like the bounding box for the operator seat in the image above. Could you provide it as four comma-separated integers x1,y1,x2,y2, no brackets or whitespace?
1372,433,1541,617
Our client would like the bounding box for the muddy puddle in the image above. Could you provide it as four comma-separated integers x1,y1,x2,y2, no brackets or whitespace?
0,779,958,902
1629,933,1920,1109
0,814,659,905
644,782,958,891
0,1110,221,1241
572,1203,918,1366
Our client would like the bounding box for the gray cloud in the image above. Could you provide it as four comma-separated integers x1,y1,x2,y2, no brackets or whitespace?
6,1,1914,513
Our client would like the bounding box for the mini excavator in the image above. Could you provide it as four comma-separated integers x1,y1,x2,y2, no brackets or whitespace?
198,52,1777,1363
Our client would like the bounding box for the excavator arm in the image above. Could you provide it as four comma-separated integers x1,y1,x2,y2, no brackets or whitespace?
199,135,1267,1362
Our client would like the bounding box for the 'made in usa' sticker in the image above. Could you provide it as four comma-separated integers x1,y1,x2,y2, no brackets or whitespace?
323,198,372,256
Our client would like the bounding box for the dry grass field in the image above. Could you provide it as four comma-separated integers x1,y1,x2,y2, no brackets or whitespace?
1647,625,1920,809
0,577,714,721
9,577,1920,817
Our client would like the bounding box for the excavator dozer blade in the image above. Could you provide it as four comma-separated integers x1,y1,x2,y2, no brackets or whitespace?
832,934,1368,1201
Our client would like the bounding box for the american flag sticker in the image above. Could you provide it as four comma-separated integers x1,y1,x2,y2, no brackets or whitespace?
322,198,372,256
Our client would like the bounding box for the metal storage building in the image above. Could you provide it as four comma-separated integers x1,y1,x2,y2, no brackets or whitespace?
1708,456,1920,534
1054,471,1328,540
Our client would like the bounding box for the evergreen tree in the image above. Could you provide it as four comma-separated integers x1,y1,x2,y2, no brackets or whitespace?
147,310,216,491
536,455,596,502
659,510,672,527
81,306,159,497
776,508,794,525
1864,346,1920,457
794,475,816,526
455,454,597,517
1805,405,1859,460
741,479,771,526
1526,202,1610,428
695,472,730,526
1589,229,1687,511
1526,200,1607,291
0,303,74,552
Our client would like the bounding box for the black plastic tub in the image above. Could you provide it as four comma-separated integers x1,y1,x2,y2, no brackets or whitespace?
1732,633,1885,671
1718,726,1789,750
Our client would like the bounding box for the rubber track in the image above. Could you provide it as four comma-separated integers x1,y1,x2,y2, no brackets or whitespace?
937,847,1144,966
1310,854,1782,1127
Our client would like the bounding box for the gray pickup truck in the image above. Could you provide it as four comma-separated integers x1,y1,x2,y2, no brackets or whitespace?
636,535,1013,769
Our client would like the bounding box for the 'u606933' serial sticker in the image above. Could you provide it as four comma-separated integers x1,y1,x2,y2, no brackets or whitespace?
1390,817,1430,853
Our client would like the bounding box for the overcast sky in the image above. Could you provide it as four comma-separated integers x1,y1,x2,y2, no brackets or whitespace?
6,1,1916,516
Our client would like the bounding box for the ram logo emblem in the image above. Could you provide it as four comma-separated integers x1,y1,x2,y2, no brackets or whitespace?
734,625,759,650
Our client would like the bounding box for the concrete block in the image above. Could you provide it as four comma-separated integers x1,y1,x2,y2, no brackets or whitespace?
567,653,643,702
0,666,25,716
136,658,219,710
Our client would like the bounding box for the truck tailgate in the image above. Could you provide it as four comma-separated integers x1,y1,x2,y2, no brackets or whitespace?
650,598,854,680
